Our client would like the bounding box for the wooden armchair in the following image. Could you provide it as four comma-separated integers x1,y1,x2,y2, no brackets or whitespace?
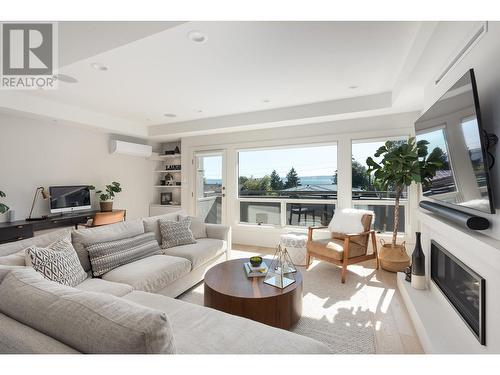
86,210,126,227
306,213,378,283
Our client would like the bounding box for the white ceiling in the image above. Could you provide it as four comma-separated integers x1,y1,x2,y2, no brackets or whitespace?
0,21,485,139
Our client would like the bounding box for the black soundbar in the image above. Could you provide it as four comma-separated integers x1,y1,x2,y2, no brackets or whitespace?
419,201,490,230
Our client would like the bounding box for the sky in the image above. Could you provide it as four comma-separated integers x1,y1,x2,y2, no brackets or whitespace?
200,142,398,180
238,145,338,178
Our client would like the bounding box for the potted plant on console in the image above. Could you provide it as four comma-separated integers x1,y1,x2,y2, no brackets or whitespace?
366,137,443,273
89,182,122,212
0,190,9,215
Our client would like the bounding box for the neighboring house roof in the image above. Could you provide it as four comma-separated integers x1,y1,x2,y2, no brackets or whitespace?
280,184,338,192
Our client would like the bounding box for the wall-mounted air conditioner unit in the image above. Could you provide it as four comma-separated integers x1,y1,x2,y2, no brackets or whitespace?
110,140,153,158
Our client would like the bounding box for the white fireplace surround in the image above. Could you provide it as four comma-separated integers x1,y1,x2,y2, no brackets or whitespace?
398,209,500,353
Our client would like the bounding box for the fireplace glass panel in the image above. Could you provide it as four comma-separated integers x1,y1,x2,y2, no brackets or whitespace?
431,241,485,344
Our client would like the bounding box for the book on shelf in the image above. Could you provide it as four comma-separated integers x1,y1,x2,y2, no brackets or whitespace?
243,261,268,278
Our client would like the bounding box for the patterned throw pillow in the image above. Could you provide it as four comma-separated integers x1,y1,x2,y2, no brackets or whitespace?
26,239,87,287
86,232,162,277
159,216,196,249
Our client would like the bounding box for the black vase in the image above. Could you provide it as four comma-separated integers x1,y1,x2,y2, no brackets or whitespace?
411,232,426,289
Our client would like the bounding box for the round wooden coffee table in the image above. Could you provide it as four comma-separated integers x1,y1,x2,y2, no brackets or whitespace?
204,258,303,329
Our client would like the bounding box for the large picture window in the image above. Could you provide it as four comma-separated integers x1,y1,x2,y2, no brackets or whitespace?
238,144,337,227
239,144,338,199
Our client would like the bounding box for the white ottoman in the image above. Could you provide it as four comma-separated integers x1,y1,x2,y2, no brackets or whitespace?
280,232,308,266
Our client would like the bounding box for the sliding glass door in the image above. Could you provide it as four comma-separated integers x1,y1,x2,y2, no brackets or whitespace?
194,150,226,224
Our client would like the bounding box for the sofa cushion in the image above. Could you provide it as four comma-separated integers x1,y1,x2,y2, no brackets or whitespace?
0,313,79,354
0,228,72,258
26,238,87,287
75,277,133,297
101,254,191,293
163,238,226,270
0,249,26,267
0,268,176,354
86,232,162,277
160,216,196,249
143,211,185,244
180,215,207,239
123,291,331,354
72,219,144,272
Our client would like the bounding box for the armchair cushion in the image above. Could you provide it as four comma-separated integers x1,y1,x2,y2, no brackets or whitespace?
307,238,367,261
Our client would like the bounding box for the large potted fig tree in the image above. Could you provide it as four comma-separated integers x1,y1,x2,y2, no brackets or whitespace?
366,137,443,272
89,182,122,212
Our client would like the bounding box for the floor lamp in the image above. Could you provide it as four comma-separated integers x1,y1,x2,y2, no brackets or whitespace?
26,187,50,221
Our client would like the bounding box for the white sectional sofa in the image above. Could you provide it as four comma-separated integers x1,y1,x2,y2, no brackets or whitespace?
0,212,331,354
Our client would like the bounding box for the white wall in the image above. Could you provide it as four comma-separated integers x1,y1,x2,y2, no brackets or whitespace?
0,113,155,222
422,21,500,240
181,111,419,247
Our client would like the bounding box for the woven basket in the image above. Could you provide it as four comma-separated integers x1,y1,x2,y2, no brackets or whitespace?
378,240,410,272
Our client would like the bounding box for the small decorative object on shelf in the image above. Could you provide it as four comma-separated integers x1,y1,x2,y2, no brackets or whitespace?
164,173,174,186
160,179,166,186
411,232,426,290
160,192,172,205
165,164,181,171
264,244,297,289
164,150,175,155
174,146,180,154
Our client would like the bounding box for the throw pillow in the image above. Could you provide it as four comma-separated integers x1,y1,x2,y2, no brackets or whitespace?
328,208,374,234
86,232,162,277
25,238,87,287
180,215,207,239
159,216,196,249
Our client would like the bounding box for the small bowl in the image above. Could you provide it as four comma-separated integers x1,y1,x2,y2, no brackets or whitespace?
250,256,263,267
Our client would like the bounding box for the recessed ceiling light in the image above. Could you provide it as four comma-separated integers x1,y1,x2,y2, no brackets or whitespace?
348,85,359,90
163,113,177,118
187,30,207,43
53,73,78,83
90,63,108,71
262,99,271,103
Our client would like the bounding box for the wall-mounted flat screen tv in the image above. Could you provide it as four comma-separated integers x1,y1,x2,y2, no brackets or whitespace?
415,69,495,214
49,185,91,214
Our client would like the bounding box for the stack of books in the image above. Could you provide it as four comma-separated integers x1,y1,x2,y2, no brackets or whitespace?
243,261,269,278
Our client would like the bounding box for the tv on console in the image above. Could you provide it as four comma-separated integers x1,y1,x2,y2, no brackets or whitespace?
415,69,495,215
49,185,91,214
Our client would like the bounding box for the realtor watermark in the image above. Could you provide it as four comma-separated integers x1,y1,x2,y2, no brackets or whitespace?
1,22,58,89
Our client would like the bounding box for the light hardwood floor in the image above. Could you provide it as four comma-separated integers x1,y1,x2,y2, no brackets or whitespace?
233,243,424,354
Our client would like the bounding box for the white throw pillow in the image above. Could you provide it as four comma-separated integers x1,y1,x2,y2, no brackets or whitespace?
328,208,374,234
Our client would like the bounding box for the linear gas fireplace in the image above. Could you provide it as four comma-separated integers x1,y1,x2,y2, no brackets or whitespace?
431,240,486,345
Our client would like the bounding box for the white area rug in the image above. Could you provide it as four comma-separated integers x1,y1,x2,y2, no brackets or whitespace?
178,250,379,354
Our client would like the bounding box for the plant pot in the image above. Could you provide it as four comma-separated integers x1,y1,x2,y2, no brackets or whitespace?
378,241,410,272
100,201,113,212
